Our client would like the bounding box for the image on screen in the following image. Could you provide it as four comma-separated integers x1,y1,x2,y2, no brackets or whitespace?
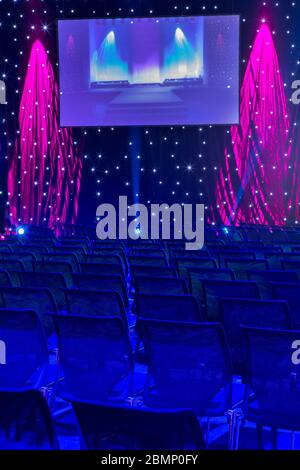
58,16,240,127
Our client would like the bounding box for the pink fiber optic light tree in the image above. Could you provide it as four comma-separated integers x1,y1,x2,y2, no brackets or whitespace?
8,39,82,228
216,23,292,225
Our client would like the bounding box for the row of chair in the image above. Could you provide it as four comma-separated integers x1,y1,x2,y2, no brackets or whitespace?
1,227,300,450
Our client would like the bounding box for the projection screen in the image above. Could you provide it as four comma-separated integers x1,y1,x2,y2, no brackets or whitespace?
58,16,240,127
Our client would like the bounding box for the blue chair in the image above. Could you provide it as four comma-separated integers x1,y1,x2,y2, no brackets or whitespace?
34,260,73,275
242,326,300,449
0,287,58,337
219,298,292,375
0,309,55,448
247,269,299,299
129,248,167,260
86,254,125,271
80,262,125,280
216,251,256,269
135,294,203,322
224,259,269,281
131,265,177,279
59,239,90,254
281,260,300,278
0,270,12,287
272,282,300,328
0,309,48,390
72,273,128,307
171,249,210,262
188,267,234,308
72,401,205,450
176,258,217,281
13,244,49,254
92,248,128,272
63,289,127,324
130,256,168,267
134,276,188,296
41,253,79,272
0,259,25,273
18,271,68,309
53,315,133,402
203,280,260,321
265,253,300,270
138,320,233,418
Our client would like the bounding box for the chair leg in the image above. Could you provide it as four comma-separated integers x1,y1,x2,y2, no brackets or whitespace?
271,427,277,450
206,417,210,448
256,424,263,450
233,410,243,450
226,408,244,450
291,431,296,450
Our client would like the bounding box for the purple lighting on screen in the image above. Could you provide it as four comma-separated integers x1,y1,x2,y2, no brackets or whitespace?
8,40,82,228
216,23,291,225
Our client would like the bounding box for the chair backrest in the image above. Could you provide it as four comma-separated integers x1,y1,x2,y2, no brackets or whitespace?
217,251,256,268
247,269,299,299
41,253,79,272
34,260,73,274
72,402,205,450
127,241,161,250
80,262,125,279
219,298,292,374
138,319,232,415
135,294,203,322
93,240,125,251
72,274,128,307
225,258,269,280
0,259,25,272
50,246,86,262
92,248,128,271
203,279,260,321
64,289,126,322
188,268,234,308
131,265,177,278
59,240,90,254
281,260,300,277
13,244,49,254
0,245,13,254
0,269,12,287
272,282,300,328
129,249,166,259
242,326,300,429
171,249,210,260
134,276,188,296
53,315,133,402
0,309,48,389
264,253,300,270
129,256,168,267
176,258,217,281
17,271,67,309
0,287,57,337
85,254,124,267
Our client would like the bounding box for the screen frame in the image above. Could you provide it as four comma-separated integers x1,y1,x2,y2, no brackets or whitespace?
57,14,241,129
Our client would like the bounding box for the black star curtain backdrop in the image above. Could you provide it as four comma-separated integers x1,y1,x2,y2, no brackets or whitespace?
0,0,300,230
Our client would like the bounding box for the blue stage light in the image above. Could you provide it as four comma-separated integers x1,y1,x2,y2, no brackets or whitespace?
17,227,25,236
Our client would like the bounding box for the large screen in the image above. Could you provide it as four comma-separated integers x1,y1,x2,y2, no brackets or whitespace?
58,16,240,127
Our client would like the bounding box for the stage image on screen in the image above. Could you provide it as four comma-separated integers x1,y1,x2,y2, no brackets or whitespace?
58,16,240,127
